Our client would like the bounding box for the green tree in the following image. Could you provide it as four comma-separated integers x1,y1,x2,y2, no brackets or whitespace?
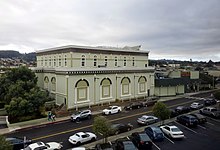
152,102,170,125
92,116,112,143
0,135,12,150
213,91,220,100
0,66,50,123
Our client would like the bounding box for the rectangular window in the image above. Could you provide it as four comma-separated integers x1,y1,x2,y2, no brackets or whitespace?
132,57,135,66
59,55,61,66
105,56,107,66
124,57,126,66
54,56,56,67
64,55,67,67
115,57,117,66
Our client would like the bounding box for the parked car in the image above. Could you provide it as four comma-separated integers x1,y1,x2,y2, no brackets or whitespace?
160,125,184,139
129,132,152,150
176,114,198,127
102,106,122,115
71,110,92,122
189,113,207,124
200,107,220,118
68,132,96,145
124,102,143,110
169,109,180,118
142,97,159,107
204,98,217,106
71,147,86,150
23,141,62,150
190,102,204,109
175,106,191,114
110,123,133,135
137,115,158,125
6,137,32,150
115,138,138,150
144,126,164,141
95,142,114,150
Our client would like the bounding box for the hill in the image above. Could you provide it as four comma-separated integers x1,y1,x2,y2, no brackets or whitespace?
0,50,36,62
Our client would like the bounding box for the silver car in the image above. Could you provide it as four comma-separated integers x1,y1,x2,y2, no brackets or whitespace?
137,115,158,125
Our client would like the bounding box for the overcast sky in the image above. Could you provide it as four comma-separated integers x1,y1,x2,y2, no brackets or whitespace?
0,0,220,62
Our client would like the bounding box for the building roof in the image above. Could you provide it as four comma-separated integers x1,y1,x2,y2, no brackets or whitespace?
36,45,149,56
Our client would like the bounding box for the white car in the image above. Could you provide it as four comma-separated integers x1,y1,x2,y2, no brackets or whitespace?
68,132,97,145
23,141,62,150
160,125,184,139
190,102,204,109
137,115,158,125
102,106,122,115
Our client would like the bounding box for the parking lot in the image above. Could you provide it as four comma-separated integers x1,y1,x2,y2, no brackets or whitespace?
140,116,220,150
87,111,220,150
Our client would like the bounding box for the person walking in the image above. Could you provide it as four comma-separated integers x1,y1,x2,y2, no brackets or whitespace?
48,111,52,121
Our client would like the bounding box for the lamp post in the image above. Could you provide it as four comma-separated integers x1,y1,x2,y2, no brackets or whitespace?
134,74,139,100
94,74,99,105
116,73,121,101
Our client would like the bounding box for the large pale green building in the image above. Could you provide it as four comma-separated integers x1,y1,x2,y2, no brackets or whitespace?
34,45,155,109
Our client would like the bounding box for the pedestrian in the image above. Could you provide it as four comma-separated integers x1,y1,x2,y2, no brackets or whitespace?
48,111,52,121
52,114,56,122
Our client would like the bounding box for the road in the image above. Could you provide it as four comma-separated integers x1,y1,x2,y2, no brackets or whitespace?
5,91,214,149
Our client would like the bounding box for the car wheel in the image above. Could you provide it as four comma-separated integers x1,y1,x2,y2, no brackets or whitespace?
115,131,119,135
130,107,132,110
109,112,111,115
138,106,140,109
76,141,81,146
76,118,80,122
91,137,96,141
88,115,91,119
127,127,131,131
186,122,189,126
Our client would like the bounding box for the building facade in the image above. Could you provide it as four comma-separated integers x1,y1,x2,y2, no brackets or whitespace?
34,45,155,110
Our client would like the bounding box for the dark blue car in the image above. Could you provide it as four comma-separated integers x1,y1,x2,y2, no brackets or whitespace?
144,126,164,141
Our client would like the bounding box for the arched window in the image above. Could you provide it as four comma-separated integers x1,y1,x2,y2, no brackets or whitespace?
100,78,112,98
94,55,97,67
121,77,130,95
138,76,147,93
75,79,89,102
81,55,85,67
51,77,56,91
44,76,49,89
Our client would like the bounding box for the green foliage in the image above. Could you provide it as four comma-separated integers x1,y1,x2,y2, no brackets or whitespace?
0,135,13,150
0,66,50,123
92,116,112,143
214,91,220,100
152,102,170,124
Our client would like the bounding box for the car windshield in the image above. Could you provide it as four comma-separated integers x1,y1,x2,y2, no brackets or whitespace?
75,134,80,137
74,111,81,115
124,142,136,150
45,143,50,148
139,134,150,141
171,127,180,132
154,128,162,134
111,124,120,128
107,107,113,110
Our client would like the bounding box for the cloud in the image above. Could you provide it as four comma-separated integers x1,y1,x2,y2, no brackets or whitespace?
0,0,220,61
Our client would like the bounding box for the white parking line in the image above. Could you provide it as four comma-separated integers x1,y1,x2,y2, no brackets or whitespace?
164,136,175,144
207,117,220,123
152,142,161,150
198,125,206,129
206,122,214,126
174,121,198,134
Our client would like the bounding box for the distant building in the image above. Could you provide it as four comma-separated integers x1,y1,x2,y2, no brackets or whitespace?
34,45,155,109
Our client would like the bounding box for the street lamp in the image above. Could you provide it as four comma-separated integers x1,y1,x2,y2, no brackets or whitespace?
134,74,139,100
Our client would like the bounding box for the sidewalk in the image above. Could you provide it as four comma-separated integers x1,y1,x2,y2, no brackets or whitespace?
0,89,218,135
